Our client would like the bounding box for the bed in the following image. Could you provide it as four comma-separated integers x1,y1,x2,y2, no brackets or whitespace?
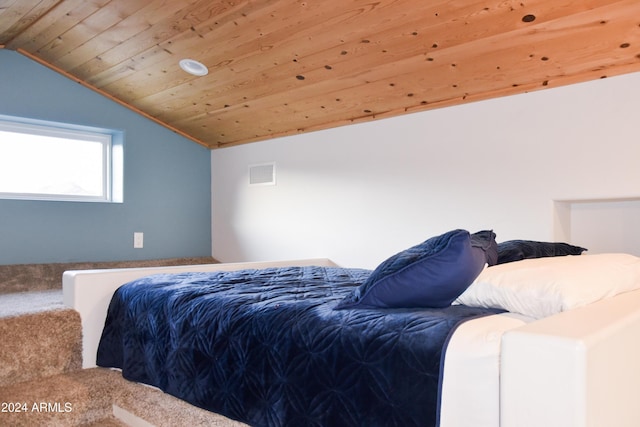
62,230,640,427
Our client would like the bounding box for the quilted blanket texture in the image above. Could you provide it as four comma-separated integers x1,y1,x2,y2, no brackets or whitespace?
97,266,501,426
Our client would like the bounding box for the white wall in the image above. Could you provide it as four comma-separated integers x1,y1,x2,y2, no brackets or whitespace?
211,72,640,268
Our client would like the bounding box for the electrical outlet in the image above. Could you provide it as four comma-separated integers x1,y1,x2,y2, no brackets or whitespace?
133,232,144,248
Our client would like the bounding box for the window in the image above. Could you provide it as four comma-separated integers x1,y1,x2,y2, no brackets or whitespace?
0,115,123,203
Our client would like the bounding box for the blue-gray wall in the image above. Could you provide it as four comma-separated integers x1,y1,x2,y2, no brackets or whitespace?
0,49,212,265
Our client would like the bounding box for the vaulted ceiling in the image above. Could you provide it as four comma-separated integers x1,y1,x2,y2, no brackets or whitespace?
1,0,639,149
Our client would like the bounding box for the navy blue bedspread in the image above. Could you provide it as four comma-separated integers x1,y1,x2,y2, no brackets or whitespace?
97,266,502,427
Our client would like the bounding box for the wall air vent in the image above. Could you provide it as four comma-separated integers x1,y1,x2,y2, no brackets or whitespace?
249,162,276,186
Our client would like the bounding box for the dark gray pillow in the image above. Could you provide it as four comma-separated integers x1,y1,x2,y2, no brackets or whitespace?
470,230,498,266
496,240,587,265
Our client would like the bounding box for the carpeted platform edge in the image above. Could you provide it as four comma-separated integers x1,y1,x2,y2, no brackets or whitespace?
0,368,249,427
0,308,82,387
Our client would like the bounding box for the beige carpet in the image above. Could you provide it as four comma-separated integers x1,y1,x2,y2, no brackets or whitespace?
0,305,81,387
0,257,218,294
0,289,65,317
0,368,249,427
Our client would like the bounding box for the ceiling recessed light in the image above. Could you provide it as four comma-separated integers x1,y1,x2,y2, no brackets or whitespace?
179,59,208,76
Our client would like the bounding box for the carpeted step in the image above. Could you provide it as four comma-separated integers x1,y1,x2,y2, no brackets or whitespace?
0,289,66,317
110,374,249,427
0,369,113,426
79,416,129,427
0,290,82,387
0,368,248,427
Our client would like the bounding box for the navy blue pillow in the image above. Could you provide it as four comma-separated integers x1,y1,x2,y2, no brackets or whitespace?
335,229,491,309
497,240,587,265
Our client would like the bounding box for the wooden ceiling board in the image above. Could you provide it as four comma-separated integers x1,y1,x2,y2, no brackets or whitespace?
0,0,58,44
165,0,640,143
8,0,110,53
1,0,640,149
77,0,267,81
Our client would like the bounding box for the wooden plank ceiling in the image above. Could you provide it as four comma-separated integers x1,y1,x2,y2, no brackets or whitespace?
1,0,640,149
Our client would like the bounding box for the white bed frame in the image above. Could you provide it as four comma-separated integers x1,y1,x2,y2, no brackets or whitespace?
63,258,640,427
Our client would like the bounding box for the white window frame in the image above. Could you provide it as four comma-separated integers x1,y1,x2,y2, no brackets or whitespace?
0,115,123,203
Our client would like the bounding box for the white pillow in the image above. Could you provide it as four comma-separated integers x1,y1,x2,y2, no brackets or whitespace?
454,253,640,319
